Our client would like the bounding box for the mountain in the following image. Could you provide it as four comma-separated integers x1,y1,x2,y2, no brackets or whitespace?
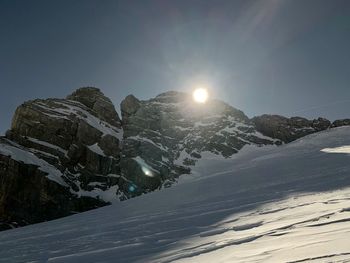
0,87,123,229
252,114,331,143
0,87,348,230
119,91,279,197
1,126,350,263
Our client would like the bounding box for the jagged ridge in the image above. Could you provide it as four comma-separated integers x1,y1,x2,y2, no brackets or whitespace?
0,87,348,230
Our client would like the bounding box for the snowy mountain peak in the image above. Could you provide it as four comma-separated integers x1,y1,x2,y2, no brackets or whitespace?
119,91,279,197
0,87,348,231
67,87,122,128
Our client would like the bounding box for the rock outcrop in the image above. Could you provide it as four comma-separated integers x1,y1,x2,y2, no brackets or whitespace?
67,87,121,128
1,87,349,230
0,88,123,229
119,91,279,197
0,139,106,231
331,119,350,128
252,115,331,143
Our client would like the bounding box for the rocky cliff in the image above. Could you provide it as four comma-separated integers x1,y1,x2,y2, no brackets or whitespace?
0,88,123,229
252,115,331,143
119,91,279,197
0,87,347,230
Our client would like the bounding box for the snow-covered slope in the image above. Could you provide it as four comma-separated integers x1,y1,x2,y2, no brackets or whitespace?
1,127,350,263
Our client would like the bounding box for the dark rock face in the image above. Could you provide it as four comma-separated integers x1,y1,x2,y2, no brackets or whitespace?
120,95,141,122
67,87,121,128
252,115,331,143
1,87,349,230
0,88,123,229
119,91,279,197
0,149,105,230
332,119,350,128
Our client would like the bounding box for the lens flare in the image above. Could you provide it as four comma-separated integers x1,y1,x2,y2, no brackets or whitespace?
193,88,209,103
128,185,136,192
142,166,153,177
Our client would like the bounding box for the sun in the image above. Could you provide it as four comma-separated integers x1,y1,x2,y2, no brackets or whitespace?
193,88,209,103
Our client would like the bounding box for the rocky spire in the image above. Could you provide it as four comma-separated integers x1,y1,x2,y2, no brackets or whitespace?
120,94,141,122
67,87,121,128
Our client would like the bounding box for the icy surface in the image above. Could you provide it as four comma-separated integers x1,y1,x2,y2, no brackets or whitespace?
321,145,350,154
1,127,350,262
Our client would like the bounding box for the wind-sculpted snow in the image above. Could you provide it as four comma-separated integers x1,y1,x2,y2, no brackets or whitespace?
1,127,350,262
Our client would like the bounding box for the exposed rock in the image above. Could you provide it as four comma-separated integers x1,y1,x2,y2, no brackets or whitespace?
0,138,107,230
120,95,141,122
1,88,123,228
332,119,350,128
1,87,345,230
67,87,121,128
252,115,331,143
120,91,279,197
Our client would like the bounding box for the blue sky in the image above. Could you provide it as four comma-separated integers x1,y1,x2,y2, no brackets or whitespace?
1,0,350,134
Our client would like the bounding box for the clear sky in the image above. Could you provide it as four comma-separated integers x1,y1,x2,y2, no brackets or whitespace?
1,0,350,134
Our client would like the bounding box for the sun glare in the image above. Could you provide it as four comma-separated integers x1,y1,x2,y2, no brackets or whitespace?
193,88,209,103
